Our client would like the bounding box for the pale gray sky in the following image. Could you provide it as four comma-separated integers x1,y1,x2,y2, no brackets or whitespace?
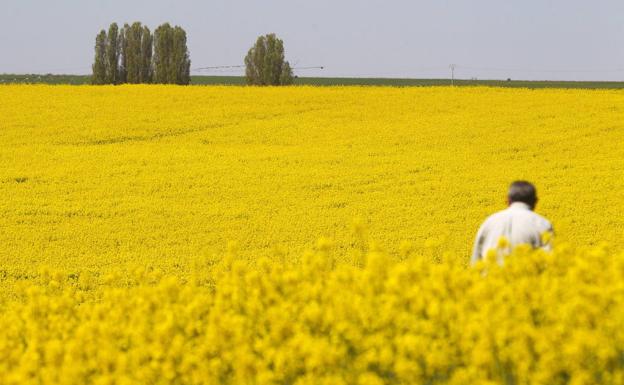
1,0,623,80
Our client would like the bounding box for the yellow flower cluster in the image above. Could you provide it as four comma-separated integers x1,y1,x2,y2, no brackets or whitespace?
1,85,624,383
1,85,623,274
1,245,623,384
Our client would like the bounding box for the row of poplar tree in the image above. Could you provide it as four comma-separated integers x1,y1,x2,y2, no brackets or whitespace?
93,23,294,86
92,22,191,85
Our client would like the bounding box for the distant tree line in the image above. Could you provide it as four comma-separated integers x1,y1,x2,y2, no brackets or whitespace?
93,25,292,86
92,22,190,85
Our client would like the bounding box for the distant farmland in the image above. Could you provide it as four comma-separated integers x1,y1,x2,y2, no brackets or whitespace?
2,73,624,89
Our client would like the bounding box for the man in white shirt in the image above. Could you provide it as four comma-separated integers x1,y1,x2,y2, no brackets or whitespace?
471,181,554,265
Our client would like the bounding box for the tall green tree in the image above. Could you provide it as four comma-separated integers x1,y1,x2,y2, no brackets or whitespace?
118,24,129,83
105,23,120,84
280,61,293,85
154,23,190,84
125,22,144,83
153,23,172,84
245,34,293,86
92,30,107,85
172,26,191,85
140,25,153,83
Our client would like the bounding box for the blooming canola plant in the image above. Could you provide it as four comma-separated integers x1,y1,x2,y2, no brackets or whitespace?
0,85,623,384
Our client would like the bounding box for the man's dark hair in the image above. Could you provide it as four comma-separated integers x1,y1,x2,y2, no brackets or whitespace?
508,181,537,207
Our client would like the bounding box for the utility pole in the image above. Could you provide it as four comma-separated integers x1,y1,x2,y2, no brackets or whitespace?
450,64,456,86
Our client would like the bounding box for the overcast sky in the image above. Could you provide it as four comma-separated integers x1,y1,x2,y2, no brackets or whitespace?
1,0,623,80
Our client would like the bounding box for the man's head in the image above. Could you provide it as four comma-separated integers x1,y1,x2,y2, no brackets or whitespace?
507,181,538,209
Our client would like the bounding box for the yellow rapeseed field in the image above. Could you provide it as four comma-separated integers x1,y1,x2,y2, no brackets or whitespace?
1,85,624,384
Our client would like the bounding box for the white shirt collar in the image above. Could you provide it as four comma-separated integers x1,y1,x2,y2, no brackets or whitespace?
508,201,532,211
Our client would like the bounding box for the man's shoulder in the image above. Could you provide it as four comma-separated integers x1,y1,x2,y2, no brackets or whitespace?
484,207,552,227
481,209,511,227
489,208,515,220
529,211,553,229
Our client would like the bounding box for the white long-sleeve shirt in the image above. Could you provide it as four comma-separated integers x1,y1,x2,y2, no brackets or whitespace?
471,202,554,265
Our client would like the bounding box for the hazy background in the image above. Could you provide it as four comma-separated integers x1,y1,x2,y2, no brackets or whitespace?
1,0,623,81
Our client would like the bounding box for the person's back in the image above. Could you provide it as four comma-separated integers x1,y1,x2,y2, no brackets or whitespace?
471,181,554,265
